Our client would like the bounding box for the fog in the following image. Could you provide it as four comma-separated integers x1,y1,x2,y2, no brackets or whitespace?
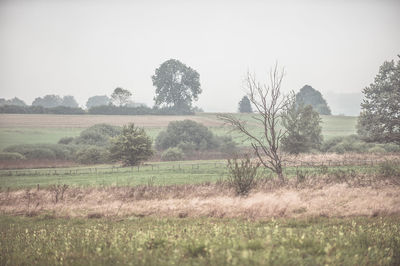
0,0,399,114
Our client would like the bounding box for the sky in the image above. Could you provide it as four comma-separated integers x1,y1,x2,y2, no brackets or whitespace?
0,0,399,114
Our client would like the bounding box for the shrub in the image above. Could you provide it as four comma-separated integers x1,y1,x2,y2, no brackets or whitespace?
4,144,76,160
161,147,184,161
227,155,260,196
368,146,386,154
58,137,74,145
72,124,121,146
382,143,400,153
25,148,56,160
0,152,25,160
213,135,237,154
155,120,214,151
75,146,109,164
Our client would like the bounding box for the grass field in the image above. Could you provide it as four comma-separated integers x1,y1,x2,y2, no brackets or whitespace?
1,215,399,265
2,113,398,266
0,113,358,150
0,161,382,189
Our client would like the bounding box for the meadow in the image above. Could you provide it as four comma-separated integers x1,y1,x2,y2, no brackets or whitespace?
1,113,399,266
0,113,357,150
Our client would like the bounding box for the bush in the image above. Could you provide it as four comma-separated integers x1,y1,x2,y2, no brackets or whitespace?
227,155,260,196
155,120,214,151
0,152,25,160
25,148,56,160
72,124,121,146
368,146,386,154
382,143,400,153
4,144,76,160
75,146,109,164
161,147,184,161
213,135,237,154
58,137,74,145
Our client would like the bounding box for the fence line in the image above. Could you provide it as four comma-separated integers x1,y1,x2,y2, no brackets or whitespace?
0,159,398,177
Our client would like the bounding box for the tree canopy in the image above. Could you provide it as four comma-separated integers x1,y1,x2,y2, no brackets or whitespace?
281,104,323,154
109,123,153,166
32,95,62,108
238,96,252,113
0,97,26,106
60,95,79,108
357,56,400,144
111,88,132,107
152,59,201,113
86,95,110,109
295,85,331,115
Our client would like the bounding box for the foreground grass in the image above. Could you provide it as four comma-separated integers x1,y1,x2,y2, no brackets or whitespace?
0,215,398,265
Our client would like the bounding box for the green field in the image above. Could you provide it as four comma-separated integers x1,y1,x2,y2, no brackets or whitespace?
1,215,398,265
0,160,380,189
0,113,358,150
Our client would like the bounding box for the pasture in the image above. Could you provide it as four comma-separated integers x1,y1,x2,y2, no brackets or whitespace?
1,113,399,266
0,113,357,150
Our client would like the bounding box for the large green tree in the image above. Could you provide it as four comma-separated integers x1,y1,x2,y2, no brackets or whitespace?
295,85,331,115
357,57,400,144
281,104,323,154
152,59,201,112
238,96,252,113
109,123,153,166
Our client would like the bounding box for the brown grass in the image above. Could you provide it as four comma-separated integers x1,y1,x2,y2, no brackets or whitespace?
1,175,399,219
0,114,223,128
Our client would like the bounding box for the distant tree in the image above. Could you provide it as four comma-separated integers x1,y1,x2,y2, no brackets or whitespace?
32,95,62,108
295,85,331,115
357,56,400,144
86,95,110,109
238,96,252,113
152,59,201,113
281,104,323,154
109,123,153,166
60,95,79,108
111,87,132,107
0,97,26,106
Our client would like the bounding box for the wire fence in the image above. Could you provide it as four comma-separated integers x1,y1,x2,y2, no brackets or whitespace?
0,158,398,177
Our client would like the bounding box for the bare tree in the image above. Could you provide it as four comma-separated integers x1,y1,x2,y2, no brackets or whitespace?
218,65,293,181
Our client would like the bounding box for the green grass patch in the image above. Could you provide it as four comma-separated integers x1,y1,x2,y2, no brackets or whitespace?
0,128,82,150
0,215,398,265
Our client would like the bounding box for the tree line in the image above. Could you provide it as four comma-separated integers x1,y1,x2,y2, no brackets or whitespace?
1,59,203,115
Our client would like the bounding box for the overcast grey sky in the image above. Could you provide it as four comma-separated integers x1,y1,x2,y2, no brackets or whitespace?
0,0,399,113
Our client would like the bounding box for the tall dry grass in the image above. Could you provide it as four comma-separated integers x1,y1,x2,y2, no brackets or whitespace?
1,171,399,219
